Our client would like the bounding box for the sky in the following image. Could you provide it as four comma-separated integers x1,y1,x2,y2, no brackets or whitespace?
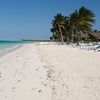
0,0,100,40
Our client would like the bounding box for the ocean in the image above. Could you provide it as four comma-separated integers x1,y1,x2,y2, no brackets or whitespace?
0,41,29,56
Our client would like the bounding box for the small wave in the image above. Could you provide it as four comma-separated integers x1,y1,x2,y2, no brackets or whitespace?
0,45,23,57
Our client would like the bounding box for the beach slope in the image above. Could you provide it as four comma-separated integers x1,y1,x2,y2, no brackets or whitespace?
0,43,100,100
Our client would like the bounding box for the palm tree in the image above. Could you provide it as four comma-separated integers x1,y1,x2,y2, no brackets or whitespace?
51,13,66,44
69,7,95,45
69,10,79,43
63,16,71,42
77,7,95,44
51,6,95,44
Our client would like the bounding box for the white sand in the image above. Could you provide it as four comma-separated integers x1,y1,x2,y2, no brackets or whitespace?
0,42,100,100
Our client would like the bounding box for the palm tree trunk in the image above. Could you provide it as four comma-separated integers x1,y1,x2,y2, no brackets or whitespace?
67,35,69,43
76,30,80,45
71,29,74,43
58,25,64,44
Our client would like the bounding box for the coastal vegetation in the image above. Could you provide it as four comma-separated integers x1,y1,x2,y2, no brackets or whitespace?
51,6,96,44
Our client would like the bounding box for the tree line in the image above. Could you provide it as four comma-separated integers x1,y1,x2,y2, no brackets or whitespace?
50,6,95,44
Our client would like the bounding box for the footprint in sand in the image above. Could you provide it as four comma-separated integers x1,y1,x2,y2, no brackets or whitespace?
38,90,42,92
11,87,16,92
18,80,21,82
36,69,38,71
0,73,2,77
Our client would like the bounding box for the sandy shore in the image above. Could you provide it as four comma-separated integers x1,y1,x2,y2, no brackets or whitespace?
0,42,100,100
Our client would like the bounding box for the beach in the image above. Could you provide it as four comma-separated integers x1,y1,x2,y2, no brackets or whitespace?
0,42,100,100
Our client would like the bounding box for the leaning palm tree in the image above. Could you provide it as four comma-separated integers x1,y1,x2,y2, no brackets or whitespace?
51,13,66,44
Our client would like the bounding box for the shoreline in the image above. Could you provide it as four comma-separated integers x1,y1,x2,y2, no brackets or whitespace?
0,44,23,57
0,41,99,58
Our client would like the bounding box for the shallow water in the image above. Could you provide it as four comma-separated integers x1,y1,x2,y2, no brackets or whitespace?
0,41,30,56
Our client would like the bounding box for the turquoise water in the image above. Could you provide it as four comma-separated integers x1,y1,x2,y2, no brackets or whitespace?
0,41,28,50
0,41,30,56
